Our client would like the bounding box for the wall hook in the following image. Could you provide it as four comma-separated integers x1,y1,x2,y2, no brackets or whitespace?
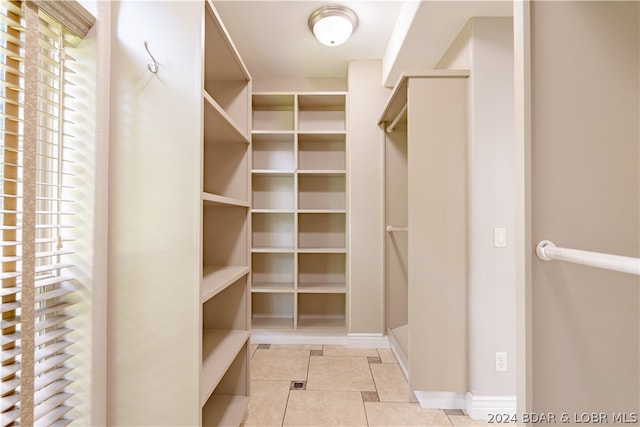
144,41,159,73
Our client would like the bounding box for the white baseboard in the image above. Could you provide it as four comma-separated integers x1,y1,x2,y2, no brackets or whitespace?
414,391,466,410
250,331,392,347
387,330,408,379
250,330,348,345
347,333,390,348
464,392,517,421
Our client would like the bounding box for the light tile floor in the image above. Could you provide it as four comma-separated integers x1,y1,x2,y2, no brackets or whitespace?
241,344,489,427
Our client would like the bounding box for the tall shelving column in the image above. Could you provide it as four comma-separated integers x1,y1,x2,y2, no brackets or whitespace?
251,94,296,329
296,93,348,331
251,92,348,333
201,1,252,425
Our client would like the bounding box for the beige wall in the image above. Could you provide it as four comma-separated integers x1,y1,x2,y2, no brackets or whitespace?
529,1,639,415
75,1,110,425
346,60,389,334
437,17,517,400
252,77,346,92
108,1,202,425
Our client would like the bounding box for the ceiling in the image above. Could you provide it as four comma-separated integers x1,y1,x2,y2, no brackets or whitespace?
215,1,402,80
215,1,513,85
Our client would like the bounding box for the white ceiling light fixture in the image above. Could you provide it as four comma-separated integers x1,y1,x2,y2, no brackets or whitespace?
308,4,358,47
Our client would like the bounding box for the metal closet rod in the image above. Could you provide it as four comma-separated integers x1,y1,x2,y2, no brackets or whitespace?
386,225,408,233
386,104,407,133
536,240,640,276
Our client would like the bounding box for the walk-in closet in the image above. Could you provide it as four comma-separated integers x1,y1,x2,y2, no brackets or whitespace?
76,0,640,426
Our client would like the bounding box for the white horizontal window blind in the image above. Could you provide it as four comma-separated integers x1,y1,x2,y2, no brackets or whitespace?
1,1,94,425
1,4,26,425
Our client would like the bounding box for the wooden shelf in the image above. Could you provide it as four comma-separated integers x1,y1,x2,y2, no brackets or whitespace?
298,252,346,289
201,329,250,407
252,208,295,214
252,130,295,135
252,292,294,330
251,247,295,254
252,211,294,249
298,212,346,250
298,94,346,133
201,1,251,423
203,0,250,82
297,170,346,175
252,252,294,292
298,175,345,210
201,266,250,303
202,192,249,208
202,395,249,427
297,248,347,253
252,281,295,292
298,209,346,214
296,315,346,331
251,315,295,330
203,91,250,144
252,94,295,132
297,130,347,135
297,283,347,293
252,132,295,172
253,174,294,211
298,292,346,331
251,170,295,176
250,91,348,333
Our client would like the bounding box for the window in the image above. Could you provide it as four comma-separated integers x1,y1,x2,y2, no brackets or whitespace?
1,1,95,425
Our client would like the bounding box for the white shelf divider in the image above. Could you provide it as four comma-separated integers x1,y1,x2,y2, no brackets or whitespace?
298,209,346,214
251,247,296,254
296,283,347,293
251,281,295,292
297,170,347,175
297,248,347,254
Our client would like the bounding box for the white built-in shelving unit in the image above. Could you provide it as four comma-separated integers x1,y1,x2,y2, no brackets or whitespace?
251,92,348,332
200,1,252,425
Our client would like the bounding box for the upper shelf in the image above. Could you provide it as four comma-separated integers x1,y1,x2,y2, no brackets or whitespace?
252,92,347,133
204,0,251,83
252,94,295,132
378,70,470,127
203,92,250,144
298,93,346,109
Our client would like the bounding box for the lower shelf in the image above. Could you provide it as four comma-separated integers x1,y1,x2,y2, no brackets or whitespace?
201,329,250,406
202,395,249,427
251,314,294,330
251,292,346,331
297,314,346,331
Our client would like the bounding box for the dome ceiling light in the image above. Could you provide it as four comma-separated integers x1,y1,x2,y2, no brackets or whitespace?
308,4,358,47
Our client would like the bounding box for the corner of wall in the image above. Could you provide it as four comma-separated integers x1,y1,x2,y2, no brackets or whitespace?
381,1,422,87
346,60,387,335
435,18,473,70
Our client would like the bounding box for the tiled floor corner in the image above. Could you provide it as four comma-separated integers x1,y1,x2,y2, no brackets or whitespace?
241,344,485,427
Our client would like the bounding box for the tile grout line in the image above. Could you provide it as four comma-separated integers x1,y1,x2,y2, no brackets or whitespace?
361,348,381,427
280,346,313,427
280,384,291,427
369,349,381,399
